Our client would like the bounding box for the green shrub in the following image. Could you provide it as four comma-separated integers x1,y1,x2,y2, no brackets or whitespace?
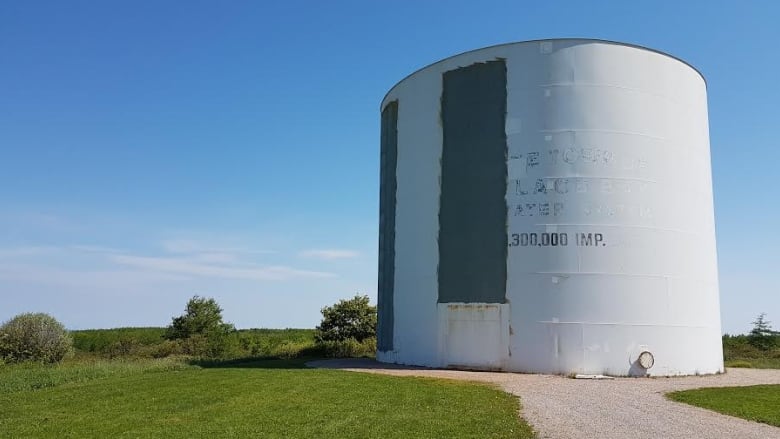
0,313,73,364
177,332,241,360
164,296,235,341
315,295,376,343
105,338,144,359
320,337,376,358
163,296,237,359
147,340,184,358
272,341,307,359
725,360,753,368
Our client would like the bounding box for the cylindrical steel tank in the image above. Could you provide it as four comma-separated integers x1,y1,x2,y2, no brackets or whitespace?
376,39,723,376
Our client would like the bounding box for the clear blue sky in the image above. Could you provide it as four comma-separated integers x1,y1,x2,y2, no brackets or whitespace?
1,1,777,334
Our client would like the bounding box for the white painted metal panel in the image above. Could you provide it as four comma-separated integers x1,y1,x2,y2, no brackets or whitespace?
377,64,443,367
437,303,510,369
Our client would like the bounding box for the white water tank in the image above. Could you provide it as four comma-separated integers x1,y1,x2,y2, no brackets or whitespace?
376,39,723,376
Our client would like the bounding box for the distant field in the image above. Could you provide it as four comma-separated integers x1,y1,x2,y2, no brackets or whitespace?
668,385,780,427
72,327,168,352
71,327,320,359
0,358,534,439
722,334,780,369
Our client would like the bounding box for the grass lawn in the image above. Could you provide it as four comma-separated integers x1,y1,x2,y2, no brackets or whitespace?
724,358,780,369
0,358,534,438
667,385,780,427
0,357,190,394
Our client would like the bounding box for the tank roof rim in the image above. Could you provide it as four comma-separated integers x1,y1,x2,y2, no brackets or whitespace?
380,38,706,110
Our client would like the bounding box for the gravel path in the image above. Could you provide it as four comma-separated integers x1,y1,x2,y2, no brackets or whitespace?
308,359,780,439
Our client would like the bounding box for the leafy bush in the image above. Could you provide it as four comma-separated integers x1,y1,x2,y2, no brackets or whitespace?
105,338,143,359
319,337,376,358
236,328,314,357
164,296,235,340
177,333,240,359
315,295,376,343
0,313,73,364
272,341,315,359
148,340,184,359
163,296,237,359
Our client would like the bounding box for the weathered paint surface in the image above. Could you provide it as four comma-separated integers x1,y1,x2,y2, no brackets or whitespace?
377,39,723,376
379,65,442,366
377,101,398,351
438,60,508,304
438,303,510,369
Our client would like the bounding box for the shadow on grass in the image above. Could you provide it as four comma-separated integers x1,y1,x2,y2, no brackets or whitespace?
187,345,379,370
190,354,378,370
189,356,317,369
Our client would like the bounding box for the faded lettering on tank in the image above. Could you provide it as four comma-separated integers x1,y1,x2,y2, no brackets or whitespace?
507,232,605,247
508,147,647,172
507,143,651,250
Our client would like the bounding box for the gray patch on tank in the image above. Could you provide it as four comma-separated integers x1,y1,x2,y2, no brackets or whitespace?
438,60,508,303
377,100,398,351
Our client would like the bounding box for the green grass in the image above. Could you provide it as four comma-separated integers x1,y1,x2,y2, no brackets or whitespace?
725,357,780,369
668,385,780,427
0,358,534,438
0,357,192,394
725,360,754,368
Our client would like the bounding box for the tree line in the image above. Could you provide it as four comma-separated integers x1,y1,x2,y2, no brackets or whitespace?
0,294,377,364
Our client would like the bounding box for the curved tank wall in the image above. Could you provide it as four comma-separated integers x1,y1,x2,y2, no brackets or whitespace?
376,39,723,376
